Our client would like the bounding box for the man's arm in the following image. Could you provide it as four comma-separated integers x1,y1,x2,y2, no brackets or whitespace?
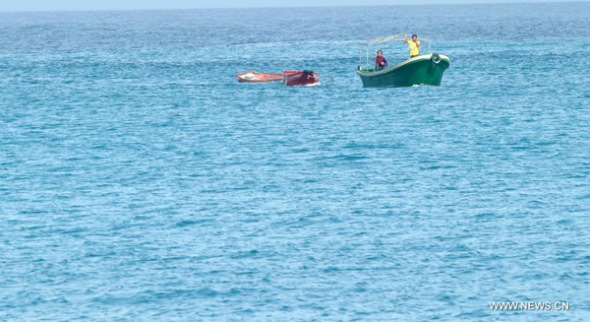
404,33,409,44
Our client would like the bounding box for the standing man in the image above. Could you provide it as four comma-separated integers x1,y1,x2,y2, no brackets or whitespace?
374,50,388,71
404,33,421,58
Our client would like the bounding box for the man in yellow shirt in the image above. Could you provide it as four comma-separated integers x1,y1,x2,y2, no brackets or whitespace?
404,33,421,58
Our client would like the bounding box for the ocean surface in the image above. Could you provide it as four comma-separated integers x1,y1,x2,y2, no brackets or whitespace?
1,3,590,320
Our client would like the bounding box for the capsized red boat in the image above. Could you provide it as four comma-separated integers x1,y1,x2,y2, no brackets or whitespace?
236,71,283,83
282,70,320,86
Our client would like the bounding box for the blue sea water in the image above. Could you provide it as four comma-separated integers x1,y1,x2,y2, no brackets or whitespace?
1,2,590,320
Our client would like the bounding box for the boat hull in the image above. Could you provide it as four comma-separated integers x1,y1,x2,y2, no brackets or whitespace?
357,54,450,88
283,70,320,86
236,71,283,83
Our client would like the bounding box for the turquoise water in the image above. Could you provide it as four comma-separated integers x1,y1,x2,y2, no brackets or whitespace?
1,3,590,320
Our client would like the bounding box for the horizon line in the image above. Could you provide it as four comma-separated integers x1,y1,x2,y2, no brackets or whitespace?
0,0,587,14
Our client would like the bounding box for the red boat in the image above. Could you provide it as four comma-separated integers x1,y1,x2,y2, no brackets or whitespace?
282,70,320,86
236,71,283,83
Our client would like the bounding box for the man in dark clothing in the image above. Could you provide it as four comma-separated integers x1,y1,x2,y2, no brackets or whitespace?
374,50,388,71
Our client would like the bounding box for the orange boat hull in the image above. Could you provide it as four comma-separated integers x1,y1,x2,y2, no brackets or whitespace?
236,71,283,83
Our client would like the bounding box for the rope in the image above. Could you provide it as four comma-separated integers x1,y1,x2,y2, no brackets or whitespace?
357,32,433,70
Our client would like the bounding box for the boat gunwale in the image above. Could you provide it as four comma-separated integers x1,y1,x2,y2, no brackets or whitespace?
357,53,450,77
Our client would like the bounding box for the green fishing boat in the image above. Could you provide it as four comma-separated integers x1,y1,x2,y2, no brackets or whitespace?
356,34,450,88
